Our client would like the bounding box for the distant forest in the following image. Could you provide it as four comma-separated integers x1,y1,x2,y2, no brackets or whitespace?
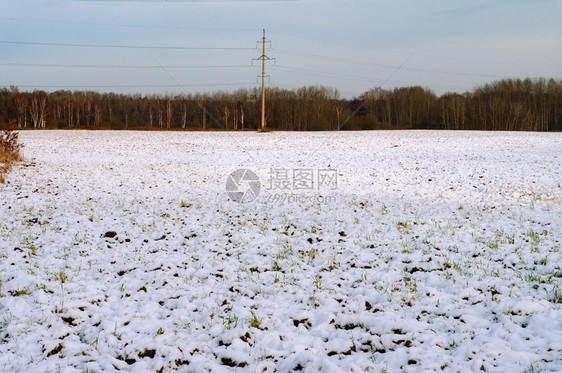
1,78,561,131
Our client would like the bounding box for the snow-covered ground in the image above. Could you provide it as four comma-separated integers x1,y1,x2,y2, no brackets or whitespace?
1,130,561,372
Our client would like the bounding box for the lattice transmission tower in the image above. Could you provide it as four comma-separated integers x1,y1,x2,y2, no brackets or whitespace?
253,29,274,131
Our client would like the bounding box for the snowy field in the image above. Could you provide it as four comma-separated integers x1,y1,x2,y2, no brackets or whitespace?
0,130,561,372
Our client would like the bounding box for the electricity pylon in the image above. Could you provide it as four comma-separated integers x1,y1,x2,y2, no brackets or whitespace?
254,29,274,131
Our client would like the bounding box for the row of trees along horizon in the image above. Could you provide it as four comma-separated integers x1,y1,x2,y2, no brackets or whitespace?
0,78,561,132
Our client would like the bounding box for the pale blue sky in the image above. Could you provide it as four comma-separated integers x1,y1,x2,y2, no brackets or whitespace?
0,0,560,98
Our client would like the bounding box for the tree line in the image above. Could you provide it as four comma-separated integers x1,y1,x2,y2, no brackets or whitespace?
0,78,560,131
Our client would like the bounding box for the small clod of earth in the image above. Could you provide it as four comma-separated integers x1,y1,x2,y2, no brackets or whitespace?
103,231,118,239
221,357,247,368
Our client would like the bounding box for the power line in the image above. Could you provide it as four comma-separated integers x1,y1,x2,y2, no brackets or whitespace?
0,17,255,32
0,40,511,80
273,48,394,67
0,62,252,69
269,31,559,69
0,82,257,89
273,63,508,82
272,48,509,79
4,16,545,69
0,40,254,50
272,65,471,91
273,65,390,83
80,0,298,2
269,30,408,58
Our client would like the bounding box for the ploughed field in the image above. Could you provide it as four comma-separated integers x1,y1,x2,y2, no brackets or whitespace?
0,130,561,372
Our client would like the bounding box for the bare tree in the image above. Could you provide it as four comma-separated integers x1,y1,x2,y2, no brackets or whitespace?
165,97,173,129
29,90,48,128
14,92,28,128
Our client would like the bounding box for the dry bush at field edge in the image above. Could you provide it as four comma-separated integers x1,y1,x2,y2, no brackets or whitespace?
0,120,23,183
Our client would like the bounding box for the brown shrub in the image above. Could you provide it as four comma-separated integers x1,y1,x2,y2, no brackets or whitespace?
0,120,23,183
